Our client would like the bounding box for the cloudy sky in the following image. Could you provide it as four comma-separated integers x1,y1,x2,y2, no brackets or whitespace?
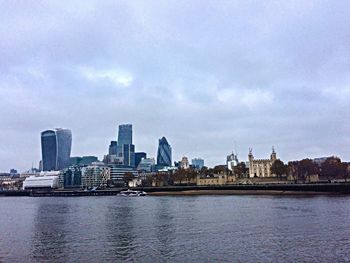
1,0,350,172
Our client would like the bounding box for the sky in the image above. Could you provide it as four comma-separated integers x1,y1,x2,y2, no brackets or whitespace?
1,0,350,172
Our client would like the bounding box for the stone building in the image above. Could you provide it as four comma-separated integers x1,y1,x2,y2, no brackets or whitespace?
180,156,189,169
196,174,236,186
248,148,277,178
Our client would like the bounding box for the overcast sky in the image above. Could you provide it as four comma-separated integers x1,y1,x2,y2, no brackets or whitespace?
1,0,350,172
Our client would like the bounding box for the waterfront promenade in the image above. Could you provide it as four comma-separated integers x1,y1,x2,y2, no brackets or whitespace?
2,183,350,197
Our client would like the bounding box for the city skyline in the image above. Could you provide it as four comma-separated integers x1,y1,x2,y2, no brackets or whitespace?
1,1,350,171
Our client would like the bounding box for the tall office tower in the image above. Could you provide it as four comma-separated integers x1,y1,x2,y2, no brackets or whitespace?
41,128,72,171
135,152,147,167
109,141,118,155
157,136,172,167
117,124,132,157
116,124,135,166
123,144,135,167
118,124,132,145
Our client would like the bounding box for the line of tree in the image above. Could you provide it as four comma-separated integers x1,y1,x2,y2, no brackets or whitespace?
270,157,350,183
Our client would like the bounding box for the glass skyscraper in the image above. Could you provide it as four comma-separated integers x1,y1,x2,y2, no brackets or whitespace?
41,128,72,171
118,124,132,145
116,124,135,167
135,152,147,167
157,136,172,167
108,141,117,155
123,144,135,167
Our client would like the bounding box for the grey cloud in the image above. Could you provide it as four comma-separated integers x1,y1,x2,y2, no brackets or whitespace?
1,0,350,171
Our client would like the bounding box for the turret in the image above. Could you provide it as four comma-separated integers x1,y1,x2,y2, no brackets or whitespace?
248,148,254,161
271,146,277,161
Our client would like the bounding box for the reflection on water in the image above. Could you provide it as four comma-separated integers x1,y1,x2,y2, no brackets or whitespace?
31,201,69,262
1,195,350,262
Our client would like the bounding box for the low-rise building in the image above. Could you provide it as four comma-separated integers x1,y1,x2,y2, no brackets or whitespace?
137,158,155,172
197,174,236,186
109,165,137,186
23,172,61,189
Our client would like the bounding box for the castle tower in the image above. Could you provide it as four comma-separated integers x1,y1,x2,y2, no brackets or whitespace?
271,146,277,162
248,148,254,178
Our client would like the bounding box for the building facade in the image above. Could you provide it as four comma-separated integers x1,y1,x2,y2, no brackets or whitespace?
81,162,110,189
116,124,135,167
135,152,147,167
41,128,72,171
122,144,135,167
61,166,82,188
109,165,137,186
157,137,172,167
108,141,118,155
70,156,98,166
248,148,277,178
192,158,204,169
227,152,239,171
137,158,155,172
180,156,190,169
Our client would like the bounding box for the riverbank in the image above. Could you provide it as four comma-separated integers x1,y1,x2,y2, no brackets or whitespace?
1,183,350,197
147,189,336,196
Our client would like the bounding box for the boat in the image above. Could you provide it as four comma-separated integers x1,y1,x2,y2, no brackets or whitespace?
118,189,147,197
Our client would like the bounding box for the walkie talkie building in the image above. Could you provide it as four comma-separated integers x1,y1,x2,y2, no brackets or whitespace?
41,128,72,171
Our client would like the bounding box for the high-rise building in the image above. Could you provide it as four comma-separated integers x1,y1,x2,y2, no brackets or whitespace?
109,141,118,155
118,124,132,145
192,158,204,169
135,152,147,167
41,128,72,171
157,137,172,167
123,144,135,167
116,124,135,166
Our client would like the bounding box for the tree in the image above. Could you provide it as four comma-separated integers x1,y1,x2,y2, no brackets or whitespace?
173,169,186,184
287,161,299,183
344,164,350,182
184,168,198,183
270,159,287,179
298,159,319,183
320,157,342,181
213,165,226,175
123,172,134,185
200,166,209,176
234,162,248,178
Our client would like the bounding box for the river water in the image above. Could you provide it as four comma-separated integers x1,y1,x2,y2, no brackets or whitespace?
0,195,350,262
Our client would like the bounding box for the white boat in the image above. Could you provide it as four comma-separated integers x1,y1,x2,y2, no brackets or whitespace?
118,189,147,197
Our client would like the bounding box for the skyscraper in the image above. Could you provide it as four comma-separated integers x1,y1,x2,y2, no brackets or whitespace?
41,128,72,171
135,152,147,167
116,124,135,167
157,137,172,167
122,144,135,167
118,124,132,145
108,141,117,155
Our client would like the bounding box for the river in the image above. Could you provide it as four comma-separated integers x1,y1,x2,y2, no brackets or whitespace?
0,195,349,262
